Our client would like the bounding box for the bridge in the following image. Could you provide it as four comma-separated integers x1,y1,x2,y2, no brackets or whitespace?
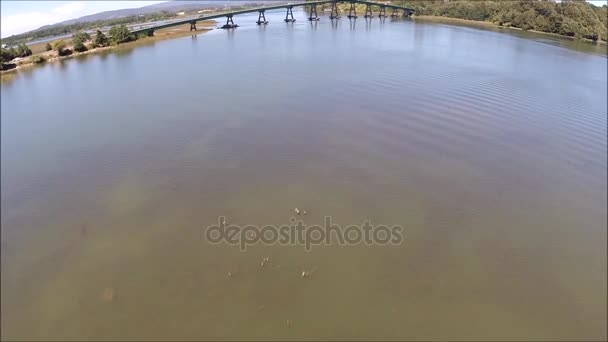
131,0,415,36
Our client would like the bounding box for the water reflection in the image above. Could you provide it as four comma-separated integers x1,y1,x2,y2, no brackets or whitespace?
413,16,608,56
57,59,69,70
17,67,37,80
226,28,236,40
98,52,110,61
113,47,134,59
413,22,426,48
73,54,92,65
286,22,295,32
350,18,356,30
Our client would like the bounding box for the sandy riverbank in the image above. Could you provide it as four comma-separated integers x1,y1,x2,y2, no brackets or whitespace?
1,21,216,81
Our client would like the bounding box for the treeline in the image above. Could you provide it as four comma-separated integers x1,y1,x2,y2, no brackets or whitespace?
1,25,140,71
396,0,607,42
1,11,175,46
0,44,32,70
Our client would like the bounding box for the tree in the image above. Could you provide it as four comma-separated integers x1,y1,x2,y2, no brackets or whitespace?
108,25,134,44
0,47,18,70
535,15,551,32
93,29,109,47
53,40,65,51
16,43,32,57
0,48,15,64
53,39,68,56
73,31,91,43
45,42,52,51
8,46,17,58
73,40,87,52
72,31,91,52
1,11,175,47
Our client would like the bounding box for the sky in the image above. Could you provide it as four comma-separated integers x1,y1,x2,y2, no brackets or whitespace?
1,1,164,37
1,0,607,38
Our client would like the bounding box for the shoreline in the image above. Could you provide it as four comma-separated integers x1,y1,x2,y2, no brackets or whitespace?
1,21,215,81
413,15,607,45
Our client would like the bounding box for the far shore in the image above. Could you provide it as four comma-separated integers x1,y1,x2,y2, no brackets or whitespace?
413,15,607,45
1,21,215,81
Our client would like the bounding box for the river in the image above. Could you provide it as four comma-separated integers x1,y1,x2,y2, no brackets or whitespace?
1,9,606,340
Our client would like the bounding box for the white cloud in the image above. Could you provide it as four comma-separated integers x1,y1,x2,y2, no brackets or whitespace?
1,1,86,38
51,2,85,16
1,12,60,38
1,1,163,38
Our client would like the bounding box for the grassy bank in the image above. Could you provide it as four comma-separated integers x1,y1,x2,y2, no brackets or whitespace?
1,21,215,81
413,15,607,46
403,0,607,42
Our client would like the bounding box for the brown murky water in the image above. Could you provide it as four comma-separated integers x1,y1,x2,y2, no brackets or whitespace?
1,11,606,340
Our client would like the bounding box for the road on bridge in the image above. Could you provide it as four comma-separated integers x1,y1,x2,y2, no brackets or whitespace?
130,0,415,36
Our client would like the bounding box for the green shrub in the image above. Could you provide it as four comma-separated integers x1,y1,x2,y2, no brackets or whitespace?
93,30,109,47
73,41,88,52
16,43,32,57
58,48,73,57
0,62,17,71
108,25,136,44
29,55,46,64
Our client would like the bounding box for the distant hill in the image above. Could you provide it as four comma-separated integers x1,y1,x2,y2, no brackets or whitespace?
36,1,256,30
0,0,279,44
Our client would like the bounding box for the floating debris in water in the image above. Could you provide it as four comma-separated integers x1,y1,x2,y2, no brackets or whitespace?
303,210,307,215
101,287,115,302
294,208,300,215
261,257,271,267
257,305,265,311
286,319,292,328
227,272,232,278
301,266,318,279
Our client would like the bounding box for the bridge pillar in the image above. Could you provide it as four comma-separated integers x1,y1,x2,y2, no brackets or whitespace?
221,15,238,29
347,1,357,19
190,21,197,31
378,6,387,18
308,4,319,21
285,5,296,23
330,1,340,20
364,4,373,18
391,8,399,17
257,10,268,25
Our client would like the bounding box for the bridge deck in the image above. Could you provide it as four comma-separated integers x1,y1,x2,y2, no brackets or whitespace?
131,0,414,35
